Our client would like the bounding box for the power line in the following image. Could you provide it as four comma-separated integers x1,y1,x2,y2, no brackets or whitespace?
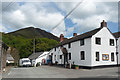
2,0,15,11
51,0,84,31
2,2,13,11
2,0,84,33
1,0,20,32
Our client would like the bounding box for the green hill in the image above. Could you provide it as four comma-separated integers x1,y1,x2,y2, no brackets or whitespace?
2,27,60,58
8,27,59,41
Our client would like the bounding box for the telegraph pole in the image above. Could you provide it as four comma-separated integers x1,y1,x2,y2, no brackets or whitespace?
33,38,35,54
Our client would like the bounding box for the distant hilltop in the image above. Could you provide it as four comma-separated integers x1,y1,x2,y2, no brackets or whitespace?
7,27,59,41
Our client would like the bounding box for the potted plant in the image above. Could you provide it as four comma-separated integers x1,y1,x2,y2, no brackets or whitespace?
75,65,79,69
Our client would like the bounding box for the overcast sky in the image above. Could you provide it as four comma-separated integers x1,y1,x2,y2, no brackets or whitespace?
1,0,118,37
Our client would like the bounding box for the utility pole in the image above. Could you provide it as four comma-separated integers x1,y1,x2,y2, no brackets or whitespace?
33,38,35,54
32,28,36,67
116,39,118,66
33,27,36,54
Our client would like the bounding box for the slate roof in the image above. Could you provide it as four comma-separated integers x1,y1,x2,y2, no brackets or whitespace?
7,54,14,61
113,32,120,38
57,27,102,47
0,40,8,50
28,52,44,60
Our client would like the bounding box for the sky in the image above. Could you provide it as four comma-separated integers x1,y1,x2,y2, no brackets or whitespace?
1,0,119,38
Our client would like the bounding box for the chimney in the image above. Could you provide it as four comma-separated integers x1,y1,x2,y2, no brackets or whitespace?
73,33,77,37
60,34,64,42
101,20,107,28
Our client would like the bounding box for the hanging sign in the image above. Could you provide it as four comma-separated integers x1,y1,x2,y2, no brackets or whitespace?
102,54,109,61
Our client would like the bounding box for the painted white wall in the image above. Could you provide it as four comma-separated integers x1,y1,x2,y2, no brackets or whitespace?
91,27,117,66
49,38,92,66
49,49,56,63
49,27,117,67
66,38,92,66
35,52,49,64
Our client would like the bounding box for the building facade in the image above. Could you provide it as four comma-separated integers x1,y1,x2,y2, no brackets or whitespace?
29,52,49,66
49,20,117,68
0,41,8,72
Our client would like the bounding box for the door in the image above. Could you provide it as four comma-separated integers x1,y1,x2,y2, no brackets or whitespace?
64,53,68,67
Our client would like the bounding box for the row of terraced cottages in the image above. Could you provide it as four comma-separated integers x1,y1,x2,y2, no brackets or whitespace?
49,20,119,68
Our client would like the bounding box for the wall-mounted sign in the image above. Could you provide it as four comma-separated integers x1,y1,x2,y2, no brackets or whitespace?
102,54,109,61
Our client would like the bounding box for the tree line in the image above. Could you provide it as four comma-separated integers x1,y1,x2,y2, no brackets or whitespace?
2,33,58,58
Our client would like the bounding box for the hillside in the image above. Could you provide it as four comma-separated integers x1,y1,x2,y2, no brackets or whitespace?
8,27,59,41
2,33,58,58
2,27,68,58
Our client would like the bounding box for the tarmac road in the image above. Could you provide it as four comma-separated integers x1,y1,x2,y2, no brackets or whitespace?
2,65,119,78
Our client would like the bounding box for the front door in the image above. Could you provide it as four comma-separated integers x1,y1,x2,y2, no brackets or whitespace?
64,53,68,67
49,55,52,64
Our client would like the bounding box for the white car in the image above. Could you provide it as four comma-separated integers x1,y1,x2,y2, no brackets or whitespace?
19,58,31,67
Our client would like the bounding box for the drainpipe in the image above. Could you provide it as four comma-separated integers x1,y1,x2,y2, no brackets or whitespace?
116,52,118,66
116,39,118,66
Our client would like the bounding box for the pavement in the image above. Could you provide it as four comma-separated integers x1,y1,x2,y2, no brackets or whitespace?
0,66,13,80
2,65,119,78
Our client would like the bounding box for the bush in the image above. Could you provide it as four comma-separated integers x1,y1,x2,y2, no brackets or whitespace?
75,65,79,67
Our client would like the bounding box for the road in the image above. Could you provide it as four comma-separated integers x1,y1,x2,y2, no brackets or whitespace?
2,65,119,78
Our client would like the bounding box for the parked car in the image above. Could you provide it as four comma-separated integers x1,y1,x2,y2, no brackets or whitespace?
19,58,31,67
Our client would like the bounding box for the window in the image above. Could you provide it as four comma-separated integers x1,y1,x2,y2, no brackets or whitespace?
96,52,99,61
55,48,56,51
111,53,114,61
80,39,84,46
60,55,62,59
68,43,71,48
69,53,71,60
96,37,101,45
81,51,85,60
110,39,114,46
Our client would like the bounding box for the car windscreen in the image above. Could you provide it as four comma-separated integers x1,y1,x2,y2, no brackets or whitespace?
22,60,30,63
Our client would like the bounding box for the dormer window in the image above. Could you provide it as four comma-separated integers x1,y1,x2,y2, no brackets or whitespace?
110,39,114,46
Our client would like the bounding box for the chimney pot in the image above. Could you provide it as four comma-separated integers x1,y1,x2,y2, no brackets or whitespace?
60,34,64,42
73,33,77,37
101,20,107,28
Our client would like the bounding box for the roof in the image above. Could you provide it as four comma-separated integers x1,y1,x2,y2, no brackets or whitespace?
7,54,14,61
57,27,102,47
113,32,120,38
28,52,44,60
0,40,8,50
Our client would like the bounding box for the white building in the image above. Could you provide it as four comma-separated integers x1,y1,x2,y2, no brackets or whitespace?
29,52,49,66
49,20,117,68
113,32,120,65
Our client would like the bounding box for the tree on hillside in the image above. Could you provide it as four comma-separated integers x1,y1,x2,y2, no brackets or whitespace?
2,33,58,58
